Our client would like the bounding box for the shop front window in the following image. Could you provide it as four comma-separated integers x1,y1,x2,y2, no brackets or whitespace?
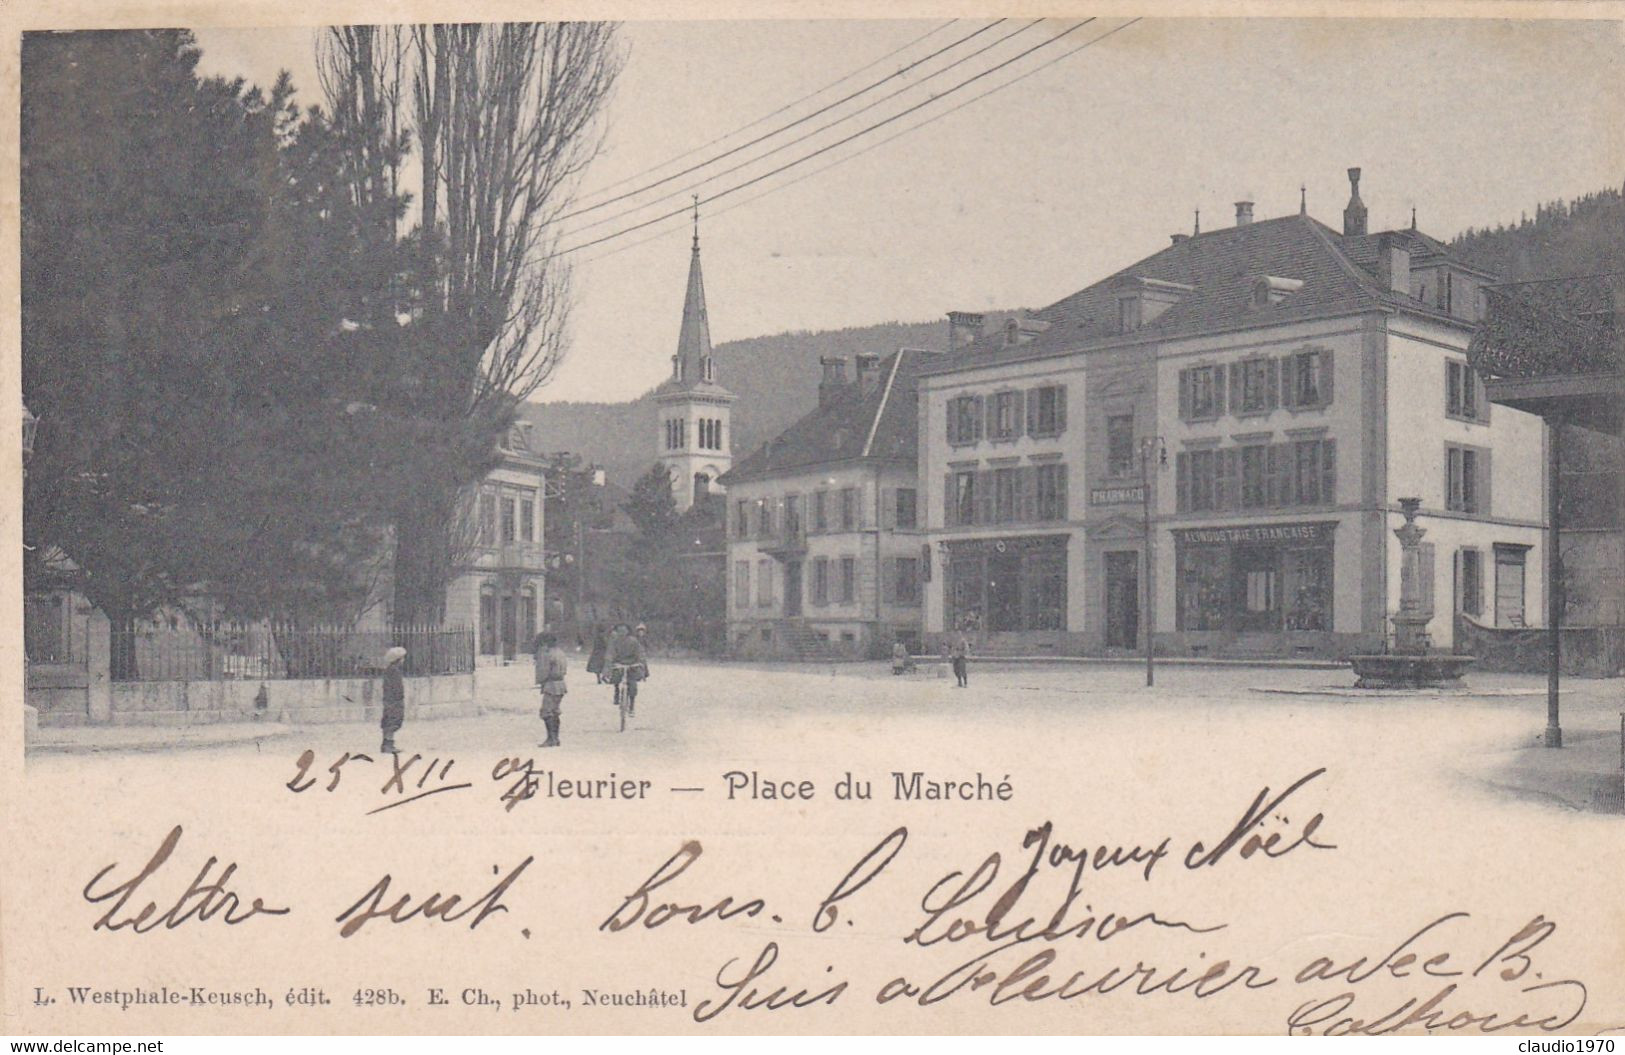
947,541,1068,633
1178,538,1332,633
1021,552,1067,630
1283,547,1332,630
1178,545,1230,631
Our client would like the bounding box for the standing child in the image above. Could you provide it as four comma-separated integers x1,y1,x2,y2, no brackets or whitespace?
534,631,568,747
379,646,407,753
950,632,969,688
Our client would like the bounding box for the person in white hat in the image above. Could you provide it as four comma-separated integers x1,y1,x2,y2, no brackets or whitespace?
380,646,407,754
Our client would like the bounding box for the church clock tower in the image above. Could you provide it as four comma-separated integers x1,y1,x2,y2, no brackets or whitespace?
654,210,734,511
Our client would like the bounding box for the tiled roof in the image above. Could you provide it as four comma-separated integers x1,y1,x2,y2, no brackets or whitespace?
719,347,943,483
926,212,1494,375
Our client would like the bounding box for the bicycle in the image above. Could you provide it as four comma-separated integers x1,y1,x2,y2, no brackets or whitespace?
608,662,638,732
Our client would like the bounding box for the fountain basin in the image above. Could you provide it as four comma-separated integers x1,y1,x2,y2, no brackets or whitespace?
1348,653,1476,689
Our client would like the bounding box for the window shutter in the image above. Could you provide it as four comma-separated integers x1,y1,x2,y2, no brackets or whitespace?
971,396,985,441
1475,370,1491,423
1178,369,1192,420
1452,549,1463,613
1321,439,1337,504
1228,362,1242,413
946,401,959,445
1012,389,1026,438
881,487,896,530
1176,452,1190,513
1026,388,1040,434
882,559,896,604
1282,443,1300,506
922,542,933,582
1055,463,1069,519
943,473,956,528
1218,449,1239,511
1266,444,1284,508
1319,349,1334,407
857,487,868,529
1447,447,1462,510
1055,385,1068,434
1213,367,1227,417
1479,450,1491,516
1445,360,1457,416
1279,356,1297,410
1017,466,1036,522
975,470,994,526
983,395,996,440
1267,357,1281,410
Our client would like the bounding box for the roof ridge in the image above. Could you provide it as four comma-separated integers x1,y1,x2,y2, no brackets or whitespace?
861,349,906,457
1299,212,1390,302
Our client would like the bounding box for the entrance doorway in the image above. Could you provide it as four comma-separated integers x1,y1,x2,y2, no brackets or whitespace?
784,560,803,617
499,593,518,660
1104,551,1139,649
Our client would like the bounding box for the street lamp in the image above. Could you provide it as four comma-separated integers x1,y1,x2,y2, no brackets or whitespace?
1140,435,1168,687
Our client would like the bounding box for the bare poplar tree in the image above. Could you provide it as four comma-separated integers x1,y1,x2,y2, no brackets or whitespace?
318,22,622,624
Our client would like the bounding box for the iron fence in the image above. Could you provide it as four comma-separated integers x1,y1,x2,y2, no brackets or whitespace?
24,594,86,667
108,621,475,683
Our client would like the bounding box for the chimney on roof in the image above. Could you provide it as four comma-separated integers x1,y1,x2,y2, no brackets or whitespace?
1234,200,1254,226
855,352,883,395
818,356,849,408
946,311,985,352
1375,232,1411,295
1343,167,1368,236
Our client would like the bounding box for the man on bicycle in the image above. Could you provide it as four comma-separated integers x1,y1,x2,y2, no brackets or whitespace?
606,622,649,716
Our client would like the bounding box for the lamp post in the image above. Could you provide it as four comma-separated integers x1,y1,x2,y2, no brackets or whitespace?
1140,435,1167,687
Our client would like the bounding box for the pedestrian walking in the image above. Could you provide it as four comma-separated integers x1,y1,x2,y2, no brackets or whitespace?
534,631,568,748
586,623,608,684
950,631,970,688
379,645,407,753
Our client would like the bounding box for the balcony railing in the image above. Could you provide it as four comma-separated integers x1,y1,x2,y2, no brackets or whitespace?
477,539,548,570
759,516,808,559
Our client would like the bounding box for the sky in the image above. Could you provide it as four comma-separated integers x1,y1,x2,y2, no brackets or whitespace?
193,17,1625,405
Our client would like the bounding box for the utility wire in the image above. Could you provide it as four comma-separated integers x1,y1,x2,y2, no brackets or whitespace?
561,18,1047,239
572,19,960,207
556,19,1010,223
547,19,1099,261
575,19,1143,269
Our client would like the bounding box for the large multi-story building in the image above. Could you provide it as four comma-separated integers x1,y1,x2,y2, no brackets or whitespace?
720,348,940,658
917,169,1548,659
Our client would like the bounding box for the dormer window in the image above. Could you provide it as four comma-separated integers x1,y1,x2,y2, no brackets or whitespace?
1118,296,1141,334
1005,318,1020,346
1113,275,1192,333
1251,275,1304,308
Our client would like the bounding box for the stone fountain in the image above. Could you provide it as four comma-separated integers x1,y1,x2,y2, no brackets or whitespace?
1348,498,1477,689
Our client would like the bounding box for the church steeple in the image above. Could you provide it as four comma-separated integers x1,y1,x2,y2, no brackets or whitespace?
673,196,715,386
656,200,733,512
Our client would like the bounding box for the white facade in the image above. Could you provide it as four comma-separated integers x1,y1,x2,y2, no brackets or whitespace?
444,433,548,662
916,208,1548,658
725,462,924,657
657,389,732,511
